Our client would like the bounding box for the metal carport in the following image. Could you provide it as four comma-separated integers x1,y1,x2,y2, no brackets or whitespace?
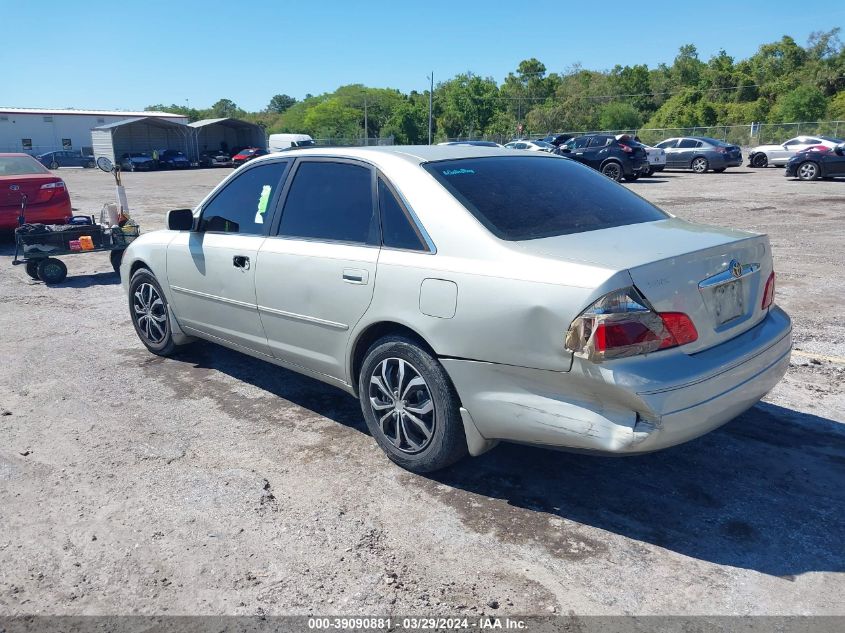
91,117,193,164
189,118,266,158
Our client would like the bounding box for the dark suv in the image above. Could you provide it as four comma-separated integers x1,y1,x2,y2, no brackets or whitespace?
557,134,648,181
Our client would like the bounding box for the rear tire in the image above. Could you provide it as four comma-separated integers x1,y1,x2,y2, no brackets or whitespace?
751,153,768,168
50,161,59,170
645,167,655,177
601,161,623,182
25,260,40,279
691,156,709,173
128,268,176,356
797,161,820,181
36,258,67,284
359,335,468,473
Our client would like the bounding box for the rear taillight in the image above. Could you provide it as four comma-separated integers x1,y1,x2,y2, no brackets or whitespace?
808,145,830,152
34,180,66,203
618,143,633,153
715,147,727,154
761,271,775,310
565,287,698,362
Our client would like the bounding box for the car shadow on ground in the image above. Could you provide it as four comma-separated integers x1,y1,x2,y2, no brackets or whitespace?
430,402,845,578
151,341,845,578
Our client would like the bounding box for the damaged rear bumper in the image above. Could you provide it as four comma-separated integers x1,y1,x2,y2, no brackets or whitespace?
441,306,791,455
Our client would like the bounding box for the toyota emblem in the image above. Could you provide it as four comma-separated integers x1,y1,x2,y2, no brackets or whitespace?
729,259,743,278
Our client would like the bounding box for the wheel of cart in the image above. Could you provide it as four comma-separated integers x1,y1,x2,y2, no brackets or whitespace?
35,257,68,284
110,249,125,273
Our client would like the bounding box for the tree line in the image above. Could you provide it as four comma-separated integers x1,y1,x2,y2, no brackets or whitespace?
147,29,845,143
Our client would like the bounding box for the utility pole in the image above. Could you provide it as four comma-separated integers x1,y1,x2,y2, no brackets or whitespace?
363,96,368,146
428,72,434,145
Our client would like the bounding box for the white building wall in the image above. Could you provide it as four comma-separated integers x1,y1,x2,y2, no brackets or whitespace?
0,111,187,155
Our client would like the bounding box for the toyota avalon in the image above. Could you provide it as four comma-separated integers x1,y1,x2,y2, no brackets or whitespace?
120,146,791,472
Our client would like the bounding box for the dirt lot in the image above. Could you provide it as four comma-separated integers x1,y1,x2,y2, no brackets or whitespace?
1,164,843,617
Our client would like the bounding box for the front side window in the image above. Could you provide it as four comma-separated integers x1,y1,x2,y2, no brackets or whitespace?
424,156,667,241
278,161,377,244
378,178,426,251
199,161,289,234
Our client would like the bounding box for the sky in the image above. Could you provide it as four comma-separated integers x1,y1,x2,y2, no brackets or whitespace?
1,0,843,113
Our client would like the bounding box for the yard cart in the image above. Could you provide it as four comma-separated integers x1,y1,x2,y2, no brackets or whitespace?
11,156,140,284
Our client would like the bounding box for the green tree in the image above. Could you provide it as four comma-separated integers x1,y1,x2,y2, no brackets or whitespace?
770,86,828,122
598,102,641,130
435,73,500,138
302,97,361,138
210,98,242,118
672,44,704,87
267,94,297,113
828,91,845,119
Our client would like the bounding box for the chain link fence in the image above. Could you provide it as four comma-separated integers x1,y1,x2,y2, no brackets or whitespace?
312,136,394,147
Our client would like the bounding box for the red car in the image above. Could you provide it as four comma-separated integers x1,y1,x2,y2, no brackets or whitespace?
1,153,71,230
232,147,269,168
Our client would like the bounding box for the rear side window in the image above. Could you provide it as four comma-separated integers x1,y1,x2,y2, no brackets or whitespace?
378,178,426,251
587,136,611,147
278,161,378,244
199,161,289,234
424,156,667,241
656,139,677,149
678,139,700,148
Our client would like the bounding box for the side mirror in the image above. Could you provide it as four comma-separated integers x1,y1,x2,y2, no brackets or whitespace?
167,208,194,231
560,147,571,153
96,156,114,172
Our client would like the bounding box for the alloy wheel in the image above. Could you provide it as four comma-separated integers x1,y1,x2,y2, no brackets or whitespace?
132,282,168,344
692,157,708,173
368,358,436,454
602,163,621,181
798,162,818,180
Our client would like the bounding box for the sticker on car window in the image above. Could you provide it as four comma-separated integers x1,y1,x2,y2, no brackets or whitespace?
442,168,475,176
255,184,272,223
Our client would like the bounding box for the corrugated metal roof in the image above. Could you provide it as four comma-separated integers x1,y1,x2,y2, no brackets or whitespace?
189,117,260,129
0,107,185,118
93,117,189,130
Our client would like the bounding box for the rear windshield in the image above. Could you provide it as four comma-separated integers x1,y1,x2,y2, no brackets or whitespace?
423,156,667,241
0,156,49,175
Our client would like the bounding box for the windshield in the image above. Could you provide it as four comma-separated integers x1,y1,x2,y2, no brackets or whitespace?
820,136,845,143
423,156,667,241
0,155,50,175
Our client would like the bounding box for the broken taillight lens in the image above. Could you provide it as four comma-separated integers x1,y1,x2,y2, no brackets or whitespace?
761,271,776,309
565,287,698,362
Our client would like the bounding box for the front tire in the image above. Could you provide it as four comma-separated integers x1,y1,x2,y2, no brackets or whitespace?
128,268,176,356
797,161,820,181
691,156,709,173
601,161,623,182
751,153,768,168
359,336,468,473
50,161,59,170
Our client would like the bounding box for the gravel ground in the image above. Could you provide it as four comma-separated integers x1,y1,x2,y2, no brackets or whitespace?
1,164,843,617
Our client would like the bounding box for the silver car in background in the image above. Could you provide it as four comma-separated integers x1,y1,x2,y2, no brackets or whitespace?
655,137,743,173
121,146,790,472
748,135,844,168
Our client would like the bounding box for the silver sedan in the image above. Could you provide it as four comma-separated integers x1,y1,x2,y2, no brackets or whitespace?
121,146,791,472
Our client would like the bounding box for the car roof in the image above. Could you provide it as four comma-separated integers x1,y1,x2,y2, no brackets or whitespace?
254,144,531,166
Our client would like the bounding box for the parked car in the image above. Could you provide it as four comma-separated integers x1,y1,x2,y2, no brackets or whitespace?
616,135,666,177
655,137,742,173
156,149,191,169
232,147,269,168
199,150,233,168
120,146,790,473
438,141,503,148
268,134,316,152
557,134,648,181
785,143,845,180
504,140,554,152
1,153,71,230
36,150,95,170
120,152,157,172
749,135,844,168
540,133,575,147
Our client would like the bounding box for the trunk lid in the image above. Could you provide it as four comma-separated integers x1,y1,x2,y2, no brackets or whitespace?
0,174,61,208
514,218,773,353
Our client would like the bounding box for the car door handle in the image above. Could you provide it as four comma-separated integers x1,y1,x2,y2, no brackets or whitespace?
342,268,368,284
232,255,250,270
